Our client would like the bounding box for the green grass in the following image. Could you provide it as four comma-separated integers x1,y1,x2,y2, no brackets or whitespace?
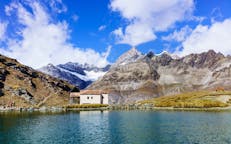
64,104,109,109
139,91,231,108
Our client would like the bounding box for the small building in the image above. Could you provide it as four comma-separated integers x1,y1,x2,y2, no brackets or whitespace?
69,90,109,105
69,87,80,104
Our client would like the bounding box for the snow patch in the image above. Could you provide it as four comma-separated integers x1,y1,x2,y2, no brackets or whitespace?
58,67,106,81
58,67,89,81
84,70,106,81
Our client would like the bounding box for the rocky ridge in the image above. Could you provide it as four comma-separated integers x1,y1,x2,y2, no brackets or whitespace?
0,54,76,107
89,48,231,104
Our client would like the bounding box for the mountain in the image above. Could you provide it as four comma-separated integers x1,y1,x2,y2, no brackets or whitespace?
113,47,143,67
39,62,110,89
0,54,76,108
88,48,231,104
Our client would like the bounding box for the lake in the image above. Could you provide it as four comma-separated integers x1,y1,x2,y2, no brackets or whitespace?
1,110,231,144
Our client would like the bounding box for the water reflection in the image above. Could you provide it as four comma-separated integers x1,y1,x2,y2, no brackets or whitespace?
78,111,110,144
1,111,231,144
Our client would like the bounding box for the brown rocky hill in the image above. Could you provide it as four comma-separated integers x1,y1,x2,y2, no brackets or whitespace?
89,48,231,104
0,54,76,108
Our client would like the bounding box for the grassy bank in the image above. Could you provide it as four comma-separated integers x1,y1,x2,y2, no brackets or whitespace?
139,91,231,108
64,104,109,109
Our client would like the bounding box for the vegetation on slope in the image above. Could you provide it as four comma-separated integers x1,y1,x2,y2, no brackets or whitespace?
64,104,109,109
139,91,231,108
0,54,76,108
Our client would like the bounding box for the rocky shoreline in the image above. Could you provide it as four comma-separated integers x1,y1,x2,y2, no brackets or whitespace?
0,106,110,113
2,104,231,112
0,106,64,112
110,104,231,111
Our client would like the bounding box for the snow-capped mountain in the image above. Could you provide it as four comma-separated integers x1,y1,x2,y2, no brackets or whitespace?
38,62,110,89
156,51,180,59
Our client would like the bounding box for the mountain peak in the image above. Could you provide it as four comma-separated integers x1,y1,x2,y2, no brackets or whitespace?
157,50,170,56
47,63,55,68
182,49,225,68
207,49,216,55
130,47,139,52
154,51,181,60
114,47,142,66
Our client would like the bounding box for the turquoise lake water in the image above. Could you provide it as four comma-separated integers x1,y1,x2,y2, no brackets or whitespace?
1,110,231,144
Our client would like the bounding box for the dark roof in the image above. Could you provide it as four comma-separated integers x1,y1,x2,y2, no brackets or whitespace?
70,87,79,92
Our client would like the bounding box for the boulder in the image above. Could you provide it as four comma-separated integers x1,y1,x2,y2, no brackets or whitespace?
0,90,4,96
13,88,34,103
0,82,4,89
0,68,9,81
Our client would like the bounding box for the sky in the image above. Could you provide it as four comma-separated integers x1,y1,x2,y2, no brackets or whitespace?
0,0,231,68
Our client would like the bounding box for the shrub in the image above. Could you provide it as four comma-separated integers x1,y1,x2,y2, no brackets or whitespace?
139,90,231,108
154,100,228,108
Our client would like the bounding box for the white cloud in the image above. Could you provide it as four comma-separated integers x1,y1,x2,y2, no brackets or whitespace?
211,7,223,23
4,2,21,16
48,0,67,13
98,25,106,31
176,19,231,56
112,23,156,46
162,25,192,42
72,14,79,22
110,0,194,46
0,1,110,69
0,22,7,41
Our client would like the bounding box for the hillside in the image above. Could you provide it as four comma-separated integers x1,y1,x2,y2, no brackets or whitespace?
89,48,231,104
139,91,231,108
0,54,76,108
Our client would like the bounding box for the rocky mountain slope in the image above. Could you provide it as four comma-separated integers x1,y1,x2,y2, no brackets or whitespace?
39,62,110,89
89,48,231,104
0,54,76,108
113,47,142,67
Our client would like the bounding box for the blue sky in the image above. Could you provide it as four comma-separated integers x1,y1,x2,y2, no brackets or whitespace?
0,0,231,68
